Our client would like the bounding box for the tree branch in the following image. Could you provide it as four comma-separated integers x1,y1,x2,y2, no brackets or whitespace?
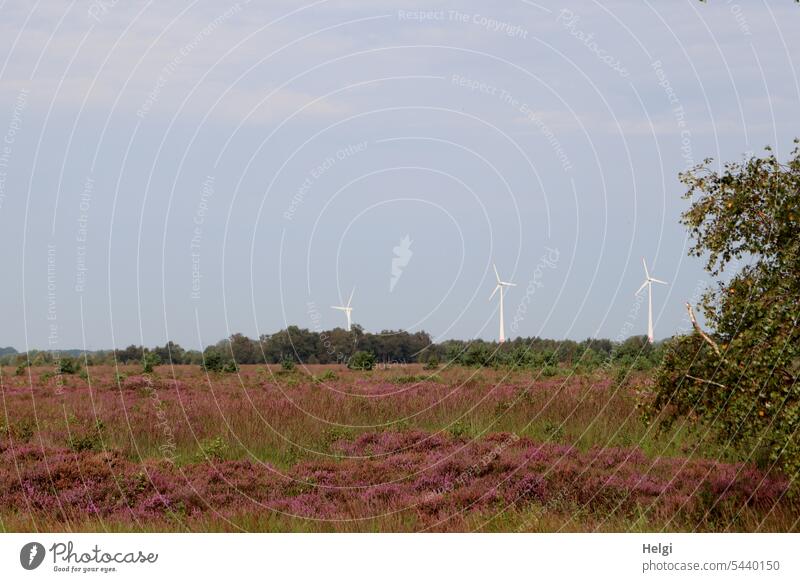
686,302,722,357
685,374,727,389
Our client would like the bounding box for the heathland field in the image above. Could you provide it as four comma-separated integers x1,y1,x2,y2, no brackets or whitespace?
1,364,796,532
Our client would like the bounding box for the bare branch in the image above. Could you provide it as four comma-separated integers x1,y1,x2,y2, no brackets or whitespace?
686,302,722,357
685,374,727,389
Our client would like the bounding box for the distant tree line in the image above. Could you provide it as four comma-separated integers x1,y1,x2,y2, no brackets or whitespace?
436,335,663,372
0,327,664,372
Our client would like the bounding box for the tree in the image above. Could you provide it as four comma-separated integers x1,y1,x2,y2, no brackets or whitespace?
116,344,143,364
462,342,495,367
153,341,185,365
650,144,800,482
229,333,256,364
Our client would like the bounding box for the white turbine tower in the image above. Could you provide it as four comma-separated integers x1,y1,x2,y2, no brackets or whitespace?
331,288,355,331
636,258,668,343
489,264,516,343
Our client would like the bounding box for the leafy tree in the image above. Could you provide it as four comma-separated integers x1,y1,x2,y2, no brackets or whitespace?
115,344,143,364
359,330,432,364
316,327,356,364
259,326,320,364
228,333,256,364
650,144,800,482
153,341,185,365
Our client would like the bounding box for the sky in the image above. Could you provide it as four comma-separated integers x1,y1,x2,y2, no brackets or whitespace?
0,0,798,351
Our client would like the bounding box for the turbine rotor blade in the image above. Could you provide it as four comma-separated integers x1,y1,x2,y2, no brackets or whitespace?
642,257,650,279
650,278,668,285
489,285,499,300
347,287,355,307
635,280,649,295
493,263,501,283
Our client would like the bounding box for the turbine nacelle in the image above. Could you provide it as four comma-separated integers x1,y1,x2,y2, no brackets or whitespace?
489,263,517,300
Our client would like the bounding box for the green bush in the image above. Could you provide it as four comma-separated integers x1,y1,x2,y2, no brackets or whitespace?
200,351,223,373
8,418,35,443
222,360,240,373
142,352,161,374
313,369,338,383
58,358,78,375
448,419,469,438
542,419,566,442
197,436,228,461
542,365,558,377
462,343,494,367
347,351,376,371
392,375,422,384
423,356,440,370
67,421,105,452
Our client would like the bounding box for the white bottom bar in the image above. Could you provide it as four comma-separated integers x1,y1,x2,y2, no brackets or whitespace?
1,533,796,581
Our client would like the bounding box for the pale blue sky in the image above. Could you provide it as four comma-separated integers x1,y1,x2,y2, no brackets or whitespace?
0,0,798,350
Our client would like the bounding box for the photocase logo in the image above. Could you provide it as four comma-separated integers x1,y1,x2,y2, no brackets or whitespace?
390,235,413,292
20,542,46,570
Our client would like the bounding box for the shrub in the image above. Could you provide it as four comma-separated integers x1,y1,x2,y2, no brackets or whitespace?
313,369,338,383
347,351,376,371
197,436,228,461
58,358,78,375
542,419,566,442
201,351,223,373
9,418,35,443
281,358,296,372
448,419,469,438
142,352,161,374
67,421,105,452
542,365,558,377
423,356,440,370
393,375,422,384
508,346,535,368
462,343,494,367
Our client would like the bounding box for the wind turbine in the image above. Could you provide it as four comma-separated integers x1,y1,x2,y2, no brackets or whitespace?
489,264,516,343
636,258,668,343
331,288,355,331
